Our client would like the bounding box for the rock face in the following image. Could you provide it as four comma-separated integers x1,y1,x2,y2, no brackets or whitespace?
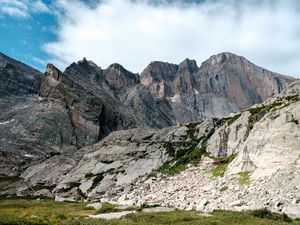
140,53,294,123
122,81,300,218
19,119,221,200
1,51,294,177
0,53,42,97
12,81,300,219
0,52,299,218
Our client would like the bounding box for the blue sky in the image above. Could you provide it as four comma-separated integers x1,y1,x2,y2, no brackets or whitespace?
0,0,57,71
1,0,300,77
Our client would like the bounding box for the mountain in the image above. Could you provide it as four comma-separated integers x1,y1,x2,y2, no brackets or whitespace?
0,53,42,97
0,52,299,217
0,52,296,177
11,79,300,218
139,53,294,123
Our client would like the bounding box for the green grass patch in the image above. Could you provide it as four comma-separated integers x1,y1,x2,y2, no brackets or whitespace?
63,181,81,192
0,198,96,225
239,171,251,186
91,173,104,189
142,134,154,141
158,160,188,175
96,203,119,213
210,154,238,177
220,186,228,192
227,113,242,126
158,122,217,176
0,199,299,225
0,175,21,183
31,183,56,191
252,208,292,222
249,101,283,117
270,114,280,120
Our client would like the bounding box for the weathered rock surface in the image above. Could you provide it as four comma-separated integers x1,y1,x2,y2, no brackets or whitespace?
19,119,220,200
0,52,299,219
0,53,42,97
89,211,136,219
121,81,300,218
140,53,295,123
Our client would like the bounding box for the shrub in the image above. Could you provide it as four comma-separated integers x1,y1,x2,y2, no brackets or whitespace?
252,208,292,222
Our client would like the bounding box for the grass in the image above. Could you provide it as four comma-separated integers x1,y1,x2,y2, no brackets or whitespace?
239,171,251,186
84,169,115,191
0,198,300,225
157,121,217,175
63,182,81,192
31,183,57,191
227,113,242,126
158,145,208,175
252,208,292,222
158,160,188,175
0,197,96,225
210,154,237,177
220,186,228,192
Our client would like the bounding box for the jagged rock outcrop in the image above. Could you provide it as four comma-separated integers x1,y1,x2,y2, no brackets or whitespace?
122,81,300,218
17,118,223,200
0,52,299,218
140,52,295,123
0,53,42,97
6,80,300,219
40,63,140,147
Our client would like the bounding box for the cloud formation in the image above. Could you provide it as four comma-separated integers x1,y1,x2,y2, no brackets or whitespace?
0,0,49,18
43,0,300,76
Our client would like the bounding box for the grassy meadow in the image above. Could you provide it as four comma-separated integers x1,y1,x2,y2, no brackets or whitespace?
0,197,299,225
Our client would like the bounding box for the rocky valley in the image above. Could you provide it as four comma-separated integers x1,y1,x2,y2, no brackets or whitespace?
0,52,299,219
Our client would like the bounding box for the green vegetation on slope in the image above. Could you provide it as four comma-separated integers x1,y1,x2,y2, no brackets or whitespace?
239,171,251,186
158,122,212,175
0,198,299,225
210,154,238,177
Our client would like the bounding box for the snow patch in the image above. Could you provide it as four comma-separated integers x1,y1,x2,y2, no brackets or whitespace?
0,119,15,125
194,88,199,95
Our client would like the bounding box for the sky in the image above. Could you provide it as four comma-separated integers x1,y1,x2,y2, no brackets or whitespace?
0,0,300,77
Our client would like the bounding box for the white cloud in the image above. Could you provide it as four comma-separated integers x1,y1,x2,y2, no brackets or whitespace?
0,0,29,18
1,6,28,18
32,0,49,13
44,0,300,76
0,0,49,18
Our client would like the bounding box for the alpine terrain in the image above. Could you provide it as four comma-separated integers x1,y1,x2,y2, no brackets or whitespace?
0,52,299,219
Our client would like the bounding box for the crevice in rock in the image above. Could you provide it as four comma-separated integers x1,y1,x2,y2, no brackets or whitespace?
65,104,79,149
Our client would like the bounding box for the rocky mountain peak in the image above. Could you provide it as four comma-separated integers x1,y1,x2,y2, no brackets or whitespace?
141,61,179,83
77,57,99,69
46,63,62,81
0,52,42,79
206,52,240,65
178,58,198,72
0,53,42,97
104,63,140,90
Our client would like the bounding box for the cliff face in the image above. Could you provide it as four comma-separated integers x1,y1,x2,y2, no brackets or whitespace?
140,52,294,123
1,52,300,217
0,52,296,177
0,53,42,97
13,81,300,219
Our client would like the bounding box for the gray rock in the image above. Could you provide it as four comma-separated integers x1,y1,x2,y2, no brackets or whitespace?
86,203,102,210
282,205,300,219
89,211,136,219
142,207,175,213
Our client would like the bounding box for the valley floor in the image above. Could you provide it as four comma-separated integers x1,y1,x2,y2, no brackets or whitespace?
0,198,299,225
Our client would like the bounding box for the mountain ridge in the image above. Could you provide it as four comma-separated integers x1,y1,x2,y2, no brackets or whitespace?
0,51,297,176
